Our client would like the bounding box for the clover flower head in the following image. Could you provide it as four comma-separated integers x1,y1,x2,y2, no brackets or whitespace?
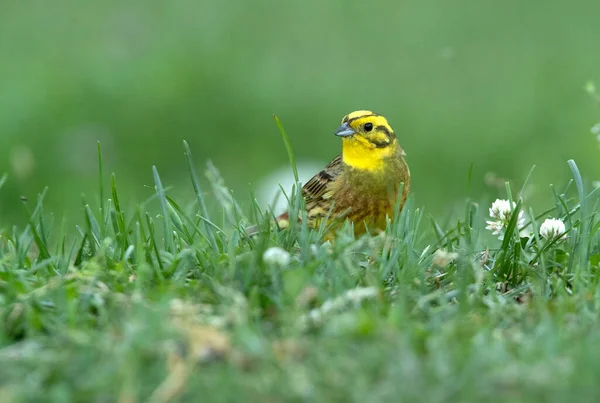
263,247,291,266
539,218,567,241
486,199,526,239
489,199,516,221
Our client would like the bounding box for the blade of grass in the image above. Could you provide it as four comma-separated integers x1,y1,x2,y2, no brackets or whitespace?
22,189,51,261
97,141,104,220
166,195,213,245
505,181,514,205
110,174,129,254
0,173,7,192
568,159,588,271
83,204,101,251
429,215,446,244
495,199,522,278
152,166,173,252
518,165,536,200
273,115,298,183
164,197,193,243
73,233,88,267
37,195,50,250
146,213,165,278
183,140,219,253
466,162,474,191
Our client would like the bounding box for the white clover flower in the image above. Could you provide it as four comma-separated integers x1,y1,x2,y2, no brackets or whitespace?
592,123,600,135
539,218,567,241
486,199,526,238
489,199,515,221
485,220,504,235
262,247,291,267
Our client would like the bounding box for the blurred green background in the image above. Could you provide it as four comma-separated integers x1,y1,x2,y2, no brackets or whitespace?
1,0,599,225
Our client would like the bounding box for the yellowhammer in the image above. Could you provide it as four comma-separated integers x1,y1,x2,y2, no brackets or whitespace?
252,110,410,237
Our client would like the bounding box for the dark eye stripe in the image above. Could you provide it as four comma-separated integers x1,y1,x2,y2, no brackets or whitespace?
373,125,395,148
372,139,391,148
375,125,392,137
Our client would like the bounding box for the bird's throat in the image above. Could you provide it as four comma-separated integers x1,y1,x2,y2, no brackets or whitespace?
341,137,395,172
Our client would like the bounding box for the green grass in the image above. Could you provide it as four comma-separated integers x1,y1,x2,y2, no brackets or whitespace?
2,139,600,403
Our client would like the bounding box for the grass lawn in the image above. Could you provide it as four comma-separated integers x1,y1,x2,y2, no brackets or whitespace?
2,141,600,403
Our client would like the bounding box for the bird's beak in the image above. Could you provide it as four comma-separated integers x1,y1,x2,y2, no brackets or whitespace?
334,122,356,137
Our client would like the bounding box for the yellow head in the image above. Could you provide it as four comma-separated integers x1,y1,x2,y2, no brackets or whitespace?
334,110,398,171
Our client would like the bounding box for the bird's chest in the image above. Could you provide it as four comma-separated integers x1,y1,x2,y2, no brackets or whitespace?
335,170,399,225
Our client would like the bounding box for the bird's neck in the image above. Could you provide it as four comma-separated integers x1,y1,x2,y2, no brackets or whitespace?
341,137,398,172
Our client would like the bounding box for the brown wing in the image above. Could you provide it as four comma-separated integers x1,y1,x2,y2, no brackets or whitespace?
273,155,343,229
301,155,343,204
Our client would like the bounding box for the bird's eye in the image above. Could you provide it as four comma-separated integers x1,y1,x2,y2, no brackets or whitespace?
364,123,373,132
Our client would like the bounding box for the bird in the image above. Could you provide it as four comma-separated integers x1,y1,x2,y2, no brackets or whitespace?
250,110,410,238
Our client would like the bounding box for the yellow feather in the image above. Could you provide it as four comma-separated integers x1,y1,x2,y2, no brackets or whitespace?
341,136,395,171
